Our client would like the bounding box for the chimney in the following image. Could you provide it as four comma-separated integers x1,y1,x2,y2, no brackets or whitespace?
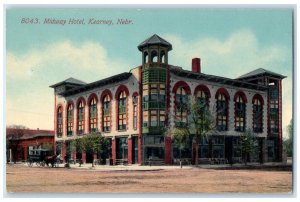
192,58,201,73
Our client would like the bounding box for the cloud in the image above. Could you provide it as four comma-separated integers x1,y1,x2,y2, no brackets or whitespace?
6,40,131,129
163,29,289,78
6,40,129,82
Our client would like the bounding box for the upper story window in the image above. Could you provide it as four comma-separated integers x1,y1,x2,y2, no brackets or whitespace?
253,95,263,133
89,97,97,132
57,106,63,137
235,95,246,132
118,91,127,131
133,95,138,130
67,104,73,136
195,89,210,108
103,95,111,132
175,87,188,127
216,92,228,131
77,101,85,135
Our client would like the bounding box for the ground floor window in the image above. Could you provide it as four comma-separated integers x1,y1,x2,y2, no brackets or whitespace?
116,137,128,160
173,138,192,159
212,136,225,158
65,140,73,161
143,135,164,162
56,142,62,155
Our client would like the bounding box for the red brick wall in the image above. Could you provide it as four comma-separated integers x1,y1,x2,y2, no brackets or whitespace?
127,137,132,165
112,138,116,165
13,136,54,161
82,151,86,164
165,136,172,164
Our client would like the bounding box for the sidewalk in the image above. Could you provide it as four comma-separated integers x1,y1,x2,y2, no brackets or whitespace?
12,161,292,171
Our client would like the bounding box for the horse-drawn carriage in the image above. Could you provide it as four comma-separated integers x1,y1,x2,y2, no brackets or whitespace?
27,148,58,167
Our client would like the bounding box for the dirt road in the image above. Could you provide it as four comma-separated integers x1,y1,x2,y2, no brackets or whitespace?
6,164,292,194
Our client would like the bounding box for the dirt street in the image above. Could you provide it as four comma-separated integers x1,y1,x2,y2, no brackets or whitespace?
6,164,292,194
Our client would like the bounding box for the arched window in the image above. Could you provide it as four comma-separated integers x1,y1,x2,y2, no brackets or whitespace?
89,98,97,132
118,91,127,130
235,95,246,132
144,51,148,64
67,104,73,136
102,95,111,132
253,96,263,133
216,93,228,131
77,101,85,135
133,95,138,130
160,50,166,63
151,50,158,63
57,106,63,137
196,90,209,107
175,87,188,127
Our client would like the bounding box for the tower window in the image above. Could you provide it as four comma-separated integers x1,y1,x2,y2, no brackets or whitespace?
160,50,166,63
151,50,158,63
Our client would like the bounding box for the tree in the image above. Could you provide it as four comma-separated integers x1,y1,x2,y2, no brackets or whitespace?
172,96,215,166
73,132,109,167
171,127,190,168
240,129,258,165
283,119,293,157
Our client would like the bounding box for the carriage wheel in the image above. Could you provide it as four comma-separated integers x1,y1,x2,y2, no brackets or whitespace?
41,161,46,167
35,162,41,167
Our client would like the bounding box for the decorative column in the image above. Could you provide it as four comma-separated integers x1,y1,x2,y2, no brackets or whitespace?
72,145,76,162
165,136,172,164
127,136,132,165
62,141,66,162
112,137,116,165
82,151,86,164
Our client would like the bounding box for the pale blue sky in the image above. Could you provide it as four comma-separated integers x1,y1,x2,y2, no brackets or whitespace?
6,8,293,137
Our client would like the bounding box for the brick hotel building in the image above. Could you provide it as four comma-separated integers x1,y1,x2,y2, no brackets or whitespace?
50,34,285,165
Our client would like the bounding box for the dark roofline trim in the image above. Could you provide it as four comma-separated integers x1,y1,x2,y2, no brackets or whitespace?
60,72,132,97
237,72,287,81
50,78,87,88
170,67,268,91
237,68,286,80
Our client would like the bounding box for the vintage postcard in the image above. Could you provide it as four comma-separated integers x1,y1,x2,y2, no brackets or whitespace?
5,6,294,195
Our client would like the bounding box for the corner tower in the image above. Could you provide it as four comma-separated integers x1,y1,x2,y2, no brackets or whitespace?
137,34,172,164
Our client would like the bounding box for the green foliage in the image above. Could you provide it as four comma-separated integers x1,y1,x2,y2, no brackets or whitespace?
172,96,215,166
283,119,293,157
189,98,215,140
240,129,258,165
73,132,109,154
172,128,190,152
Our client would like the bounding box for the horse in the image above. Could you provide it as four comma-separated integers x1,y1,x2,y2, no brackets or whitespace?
44,154,58,167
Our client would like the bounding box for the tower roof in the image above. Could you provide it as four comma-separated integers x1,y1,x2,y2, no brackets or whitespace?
49,77,86,88
138,34,172,51
237,68,286,80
